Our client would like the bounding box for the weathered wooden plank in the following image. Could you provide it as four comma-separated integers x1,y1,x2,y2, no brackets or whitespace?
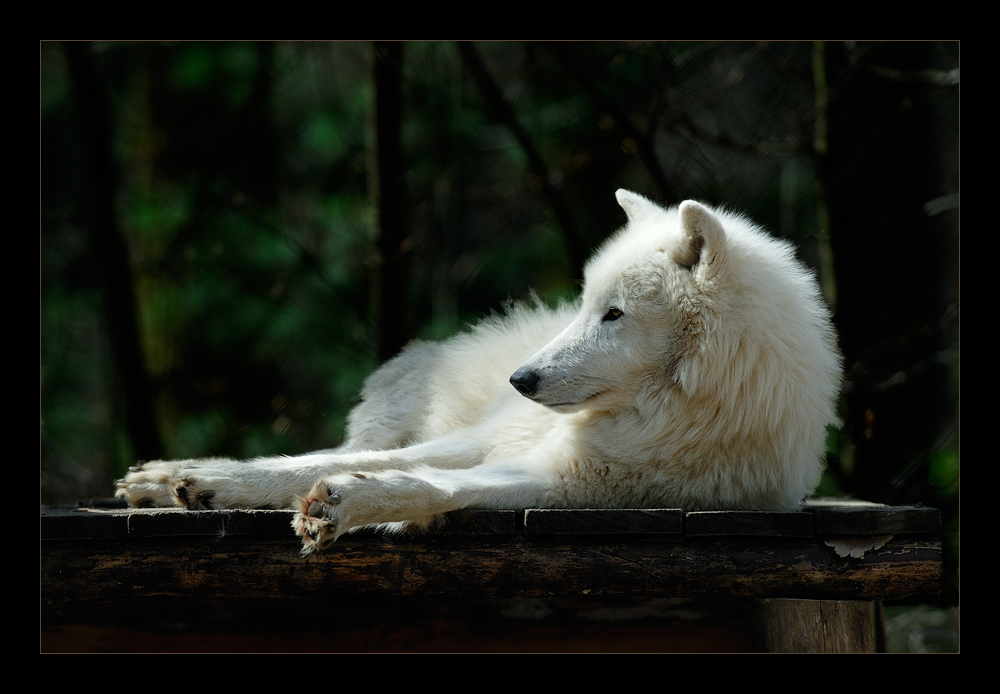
812,505,941,536
523,508,684,535
44,498,935,541
40,531,942,608
40,507,519,540
685,510,815,537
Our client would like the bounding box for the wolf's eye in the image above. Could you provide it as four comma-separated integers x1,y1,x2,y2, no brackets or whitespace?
602,307,623,322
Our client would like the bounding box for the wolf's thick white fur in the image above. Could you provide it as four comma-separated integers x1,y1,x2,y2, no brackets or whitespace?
116,191,841,553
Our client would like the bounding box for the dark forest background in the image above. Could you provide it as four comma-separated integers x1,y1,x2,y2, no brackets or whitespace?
40,41,959,605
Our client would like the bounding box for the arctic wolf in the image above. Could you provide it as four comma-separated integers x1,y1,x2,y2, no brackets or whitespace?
116,190,841,553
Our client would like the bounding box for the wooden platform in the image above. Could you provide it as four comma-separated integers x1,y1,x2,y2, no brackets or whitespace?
40,498,942,652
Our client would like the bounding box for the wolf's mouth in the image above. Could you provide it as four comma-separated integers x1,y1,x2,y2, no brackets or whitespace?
539,391,603,409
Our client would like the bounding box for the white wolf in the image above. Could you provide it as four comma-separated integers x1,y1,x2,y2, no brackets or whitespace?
116,190,841,553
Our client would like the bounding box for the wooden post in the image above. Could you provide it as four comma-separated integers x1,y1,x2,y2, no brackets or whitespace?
753,598,880,653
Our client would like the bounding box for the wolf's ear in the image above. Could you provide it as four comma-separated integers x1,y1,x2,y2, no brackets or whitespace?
674,200,726,274
616,189,661,222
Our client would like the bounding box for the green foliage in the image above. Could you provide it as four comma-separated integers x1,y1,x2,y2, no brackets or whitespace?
928,448,960,498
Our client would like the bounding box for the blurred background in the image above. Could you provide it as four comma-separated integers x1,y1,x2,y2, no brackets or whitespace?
40,41,959,646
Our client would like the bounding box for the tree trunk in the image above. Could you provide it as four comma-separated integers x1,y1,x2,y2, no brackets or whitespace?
371,41,413,362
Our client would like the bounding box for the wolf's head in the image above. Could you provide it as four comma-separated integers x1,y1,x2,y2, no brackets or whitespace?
509,191,721,412
510,190,838,422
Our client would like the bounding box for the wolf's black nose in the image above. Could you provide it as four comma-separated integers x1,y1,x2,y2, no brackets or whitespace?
509,368,540,397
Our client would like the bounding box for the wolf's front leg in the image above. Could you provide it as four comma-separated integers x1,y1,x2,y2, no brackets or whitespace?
115,455,346,510
293,462,553,553
115,440,488,511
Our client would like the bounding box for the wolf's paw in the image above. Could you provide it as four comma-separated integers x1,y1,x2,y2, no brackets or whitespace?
114,459,228,509
114,460,188,508
293,473,380,553
293,479,348,554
